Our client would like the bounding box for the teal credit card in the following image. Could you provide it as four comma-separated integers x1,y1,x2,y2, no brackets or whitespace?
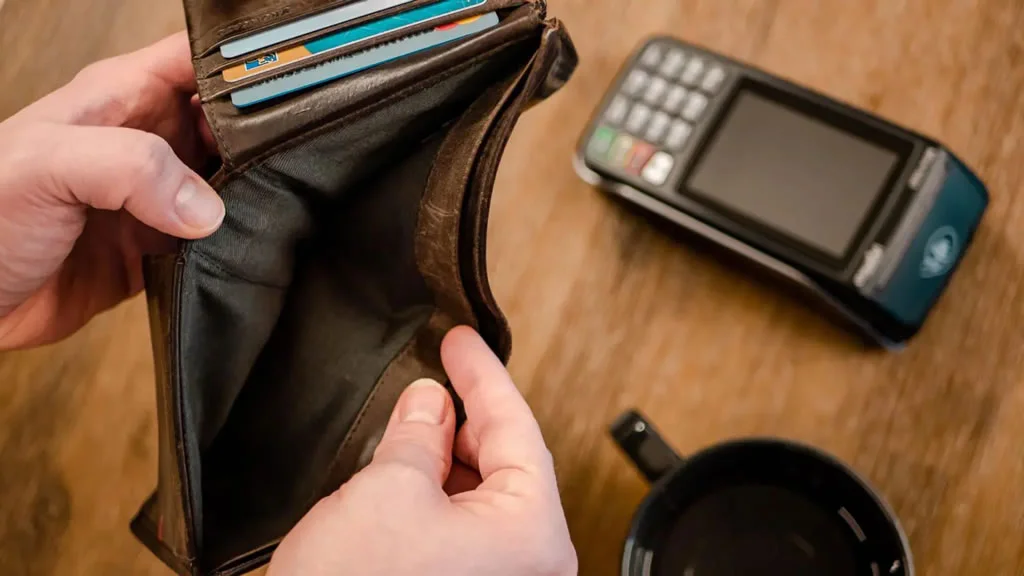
231,12,499,108
220,0,417,58
222,0,486,83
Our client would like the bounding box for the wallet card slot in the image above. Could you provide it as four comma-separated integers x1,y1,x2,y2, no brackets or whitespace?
201,4,543,169
186,0,363,57
195,0,441,79
197,0,528,101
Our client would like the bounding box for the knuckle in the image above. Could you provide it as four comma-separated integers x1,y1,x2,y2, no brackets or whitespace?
71,59,133,125
76,134,178,211
127,135,176,189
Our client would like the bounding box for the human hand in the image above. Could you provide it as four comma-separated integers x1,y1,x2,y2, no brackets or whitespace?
268,326,578,576
0,32,223,350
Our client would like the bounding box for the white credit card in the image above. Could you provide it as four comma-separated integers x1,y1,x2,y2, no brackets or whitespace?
220,0,418,58
231,12,498,108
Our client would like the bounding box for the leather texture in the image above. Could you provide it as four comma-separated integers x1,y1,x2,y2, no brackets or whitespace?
132,1,576,575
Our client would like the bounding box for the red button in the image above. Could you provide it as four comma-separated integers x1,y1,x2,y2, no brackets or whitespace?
626,141,656,175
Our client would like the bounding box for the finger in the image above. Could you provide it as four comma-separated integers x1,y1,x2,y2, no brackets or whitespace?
442,326,556,487
453,422,481,472
39,124,224,238
15,32,195,126
369,379,456,487
443,460,482,496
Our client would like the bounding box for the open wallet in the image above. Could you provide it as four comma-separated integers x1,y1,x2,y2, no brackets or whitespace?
130,0,576,574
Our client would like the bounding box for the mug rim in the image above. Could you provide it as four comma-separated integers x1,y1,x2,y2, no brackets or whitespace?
620,436,915,576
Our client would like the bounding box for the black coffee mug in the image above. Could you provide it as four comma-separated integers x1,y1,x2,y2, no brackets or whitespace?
611,410,913,576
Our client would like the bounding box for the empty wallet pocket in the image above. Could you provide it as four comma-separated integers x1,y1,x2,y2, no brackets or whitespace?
185,0,364,57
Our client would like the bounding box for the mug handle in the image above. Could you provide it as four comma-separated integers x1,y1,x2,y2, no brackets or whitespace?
610,410,684,483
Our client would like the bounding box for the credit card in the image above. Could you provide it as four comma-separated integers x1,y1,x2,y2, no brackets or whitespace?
231,12,498,108
220,0,416,59
223,0,485,83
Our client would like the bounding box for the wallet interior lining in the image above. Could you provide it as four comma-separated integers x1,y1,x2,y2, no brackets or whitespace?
174,54,530,569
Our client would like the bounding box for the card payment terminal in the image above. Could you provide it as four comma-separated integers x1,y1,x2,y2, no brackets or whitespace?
575,37,989,348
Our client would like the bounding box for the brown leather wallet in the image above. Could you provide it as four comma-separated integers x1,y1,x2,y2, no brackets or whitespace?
130,1,576,574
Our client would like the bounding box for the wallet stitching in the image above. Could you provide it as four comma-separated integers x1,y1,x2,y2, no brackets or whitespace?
170,257,201,565
216,30,538,177
137,258,198,568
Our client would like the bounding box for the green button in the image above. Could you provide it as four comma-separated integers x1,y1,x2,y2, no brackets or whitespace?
608,133,636,167
588,126,617,160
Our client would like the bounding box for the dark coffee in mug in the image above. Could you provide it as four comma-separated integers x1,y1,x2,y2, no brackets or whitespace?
655,484,857,575
611,411,913,576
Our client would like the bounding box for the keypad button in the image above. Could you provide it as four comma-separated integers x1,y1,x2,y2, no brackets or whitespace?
604,95,630,125
645,111,672,144
663,85,688,114
643,77,669,106
623,69,650,97
659,49,686,77
625,103,653,135
626,142,657,175
665,120,693,151
680,56,705,86
642,152,675,185
639,44,664,68
701,65,727,93
608,134,636,167
681,92,709,121
587,126,617,158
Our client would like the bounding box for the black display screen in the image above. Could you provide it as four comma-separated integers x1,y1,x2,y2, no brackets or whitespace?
686,88,903,261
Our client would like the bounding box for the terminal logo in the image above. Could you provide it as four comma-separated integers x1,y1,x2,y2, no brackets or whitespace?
920,226,959,279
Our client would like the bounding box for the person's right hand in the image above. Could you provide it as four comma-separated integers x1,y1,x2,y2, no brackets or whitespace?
268,326,578,576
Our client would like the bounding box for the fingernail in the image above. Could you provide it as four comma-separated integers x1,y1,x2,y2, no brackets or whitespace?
175,179,225,230
400,379,448,425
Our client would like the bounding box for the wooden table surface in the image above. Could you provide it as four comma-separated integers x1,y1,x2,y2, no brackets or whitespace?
2,1,1024,574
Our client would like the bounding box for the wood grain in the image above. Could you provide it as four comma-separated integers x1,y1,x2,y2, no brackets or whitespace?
1,0,1023,575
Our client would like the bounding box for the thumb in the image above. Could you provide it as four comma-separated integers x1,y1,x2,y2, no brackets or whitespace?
38,123,224,237
368,379,456,486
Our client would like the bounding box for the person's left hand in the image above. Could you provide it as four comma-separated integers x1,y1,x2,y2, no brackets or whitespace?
0,32,224,350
